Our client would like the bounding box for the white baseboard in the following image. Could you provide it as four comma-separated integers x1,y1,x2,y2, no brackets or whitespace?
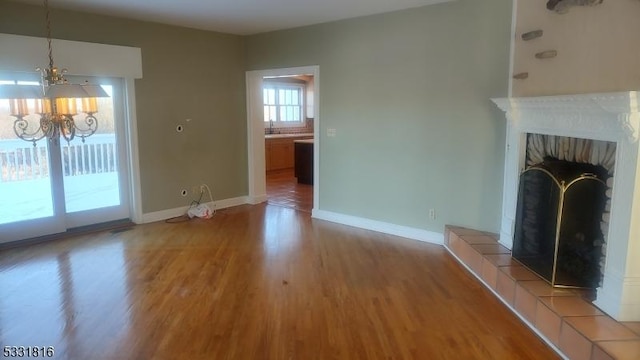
246,194,268,205
312,209,443,245
141,196,248,224
142,201,443,245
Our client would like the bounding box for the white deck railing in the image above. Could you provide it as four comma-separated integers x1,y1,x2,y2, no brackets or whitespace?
0,134,117,182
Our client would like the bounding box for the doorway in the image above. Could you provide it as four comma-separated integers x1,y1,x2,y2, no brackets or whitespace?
246,66,320,213
0,76,131,243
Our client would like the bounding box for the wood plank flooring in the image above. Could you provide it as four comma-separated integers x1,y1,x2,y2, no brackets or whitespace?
0,204,559,359
266,169,313,213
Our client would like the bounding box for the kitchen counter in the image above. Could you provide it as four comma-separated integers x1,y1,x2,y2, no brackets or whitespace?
265,133,314,139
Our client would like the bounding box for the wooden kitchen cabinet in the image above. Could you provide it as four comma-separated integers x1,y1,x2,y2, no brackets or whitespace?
294,139,313,184
269,139,293,170
265,135,313,171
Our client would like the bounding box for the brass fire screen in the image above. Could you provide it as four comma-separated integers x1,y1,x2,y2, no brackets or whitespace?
512,159,607,289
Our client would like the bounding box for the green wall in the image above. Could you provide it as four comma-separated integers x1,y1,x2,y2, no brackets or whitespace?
0,1,248,214
246,0,512,232
1,0,513,233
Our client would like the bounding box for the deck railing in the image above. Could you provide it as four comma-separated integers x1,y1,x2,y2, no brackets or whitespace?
0,134,117,182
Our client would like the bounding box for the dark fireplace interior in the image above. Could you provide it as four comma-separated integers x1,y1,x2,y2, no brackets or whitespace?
513,157,608,289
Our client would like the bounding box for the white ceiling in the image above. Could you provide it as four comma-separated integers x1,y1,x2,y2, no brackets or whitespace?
11,0,453,35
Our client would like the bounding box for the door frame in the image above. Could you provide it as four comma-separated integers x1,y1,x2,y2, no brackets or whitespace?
245,65,320,211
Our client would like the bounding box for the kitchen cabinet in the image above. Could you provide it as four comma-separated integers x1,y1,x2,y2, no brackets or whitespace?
294,139,313,184
265,134,313,171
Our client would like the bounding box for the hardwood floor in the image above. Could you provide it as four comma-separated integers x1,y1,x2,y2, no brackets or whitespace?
0,204,559,360
266,168,313,213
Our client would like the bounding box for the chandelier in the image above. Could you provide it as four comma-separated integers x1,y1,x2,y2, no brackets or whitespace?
0,0,108,146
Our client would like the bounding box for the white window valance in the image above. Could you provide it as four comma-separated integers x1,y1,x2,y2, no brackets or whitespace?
0,33,142,79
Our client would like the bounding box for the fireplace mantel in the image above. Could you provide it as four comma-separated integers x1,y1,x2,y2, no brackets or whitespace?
492,91,640,321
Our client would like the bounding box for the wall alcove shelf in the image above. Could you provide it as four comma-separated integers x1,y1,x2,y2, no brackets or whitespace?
522,30,543,41
535,50,558,59
513,72,529,80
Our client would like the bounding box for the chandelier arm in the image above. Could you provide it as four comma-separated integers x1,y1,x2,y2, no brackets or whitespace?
13,116,48,146
72,114,99,140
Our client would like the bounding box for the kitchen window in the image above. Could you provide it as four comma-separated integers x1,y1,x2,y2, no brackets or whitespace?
263,83,304,127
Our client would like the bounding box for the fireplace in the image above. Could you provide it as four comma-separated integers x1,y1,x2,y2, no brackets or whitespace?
513,157,608,289
492,92,640,321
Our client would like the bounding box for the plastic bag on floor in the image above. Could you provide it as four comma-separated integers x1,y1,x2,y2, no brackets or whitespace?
187,203,212,219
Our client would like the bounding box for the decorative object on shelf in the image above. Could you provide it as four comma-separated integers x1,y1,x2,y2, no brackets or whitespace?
0,0,108,146
521,30,544,41
535,50,558,59
513,72,529,80
546,0,604,13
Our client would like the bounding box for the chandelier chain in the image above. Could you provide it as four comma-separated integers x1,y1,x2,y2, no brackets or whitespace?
44,0,54,70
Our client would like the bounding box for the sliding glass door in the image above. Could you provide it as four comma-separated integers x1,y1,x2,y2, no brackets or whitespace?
0,76,130,243
61,76,130,229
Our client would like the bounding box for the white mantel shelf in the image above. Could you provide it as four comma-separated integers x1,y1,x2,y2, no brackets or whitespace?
492,91,640,322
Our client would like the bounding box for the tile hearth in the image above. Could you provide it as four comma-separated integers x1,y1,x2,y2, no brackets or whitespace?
445,225,640,360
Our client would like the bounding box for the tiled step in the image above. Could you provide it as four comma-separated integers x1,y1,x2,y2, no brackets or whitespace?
444,225,640,360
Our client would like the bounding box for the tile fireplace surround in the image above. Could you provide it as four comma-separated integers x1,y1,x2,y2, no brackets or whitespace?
491,92,640,322
444,226,640,360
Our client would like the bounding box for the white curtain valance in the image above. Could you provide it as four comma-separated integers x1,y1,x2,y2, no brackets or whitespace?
0,33,142,79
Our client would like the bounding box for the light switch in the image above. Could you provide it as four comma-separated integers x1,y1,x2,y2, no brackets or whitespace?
327,128,337,137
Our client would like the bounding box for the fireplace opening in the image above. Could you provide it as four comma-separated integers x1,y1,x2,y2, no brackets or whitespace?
492,92,640,320
513,157,608,288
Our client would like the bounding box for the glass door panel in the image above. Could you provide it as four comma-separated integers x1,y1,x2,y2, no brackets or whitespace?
0,133,55,224
0,80,55,224
62,84,122,213
0,79,66,242
62,77,129,229
0,75,130,243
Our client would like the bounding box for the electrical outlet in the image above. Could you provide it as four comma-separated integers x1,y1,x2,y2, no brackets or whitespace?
429,209,436,220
